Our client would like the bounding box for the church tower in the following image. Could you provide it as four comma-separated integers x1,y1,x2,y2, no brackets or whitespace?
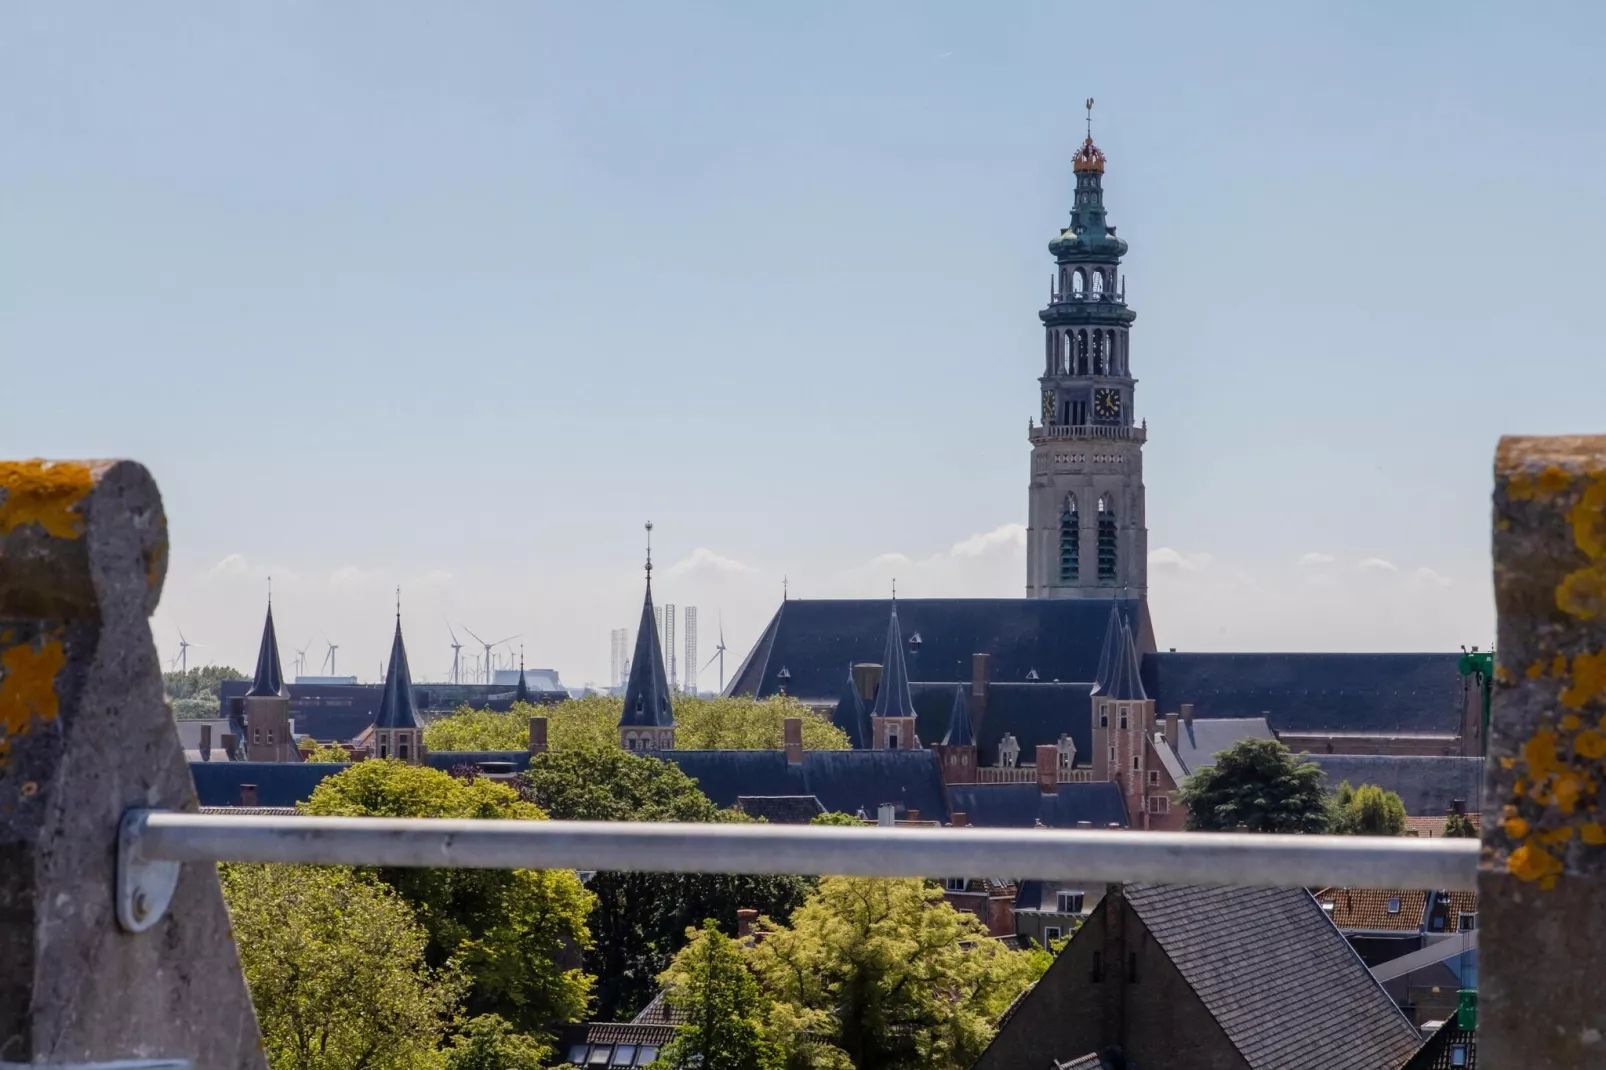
1027,102,1148,599
619,522,676,752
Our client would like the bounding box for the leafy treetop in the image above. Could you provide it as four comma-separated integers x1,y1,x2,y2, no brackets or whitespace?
1177,737,1331,834
1330,781,1408,836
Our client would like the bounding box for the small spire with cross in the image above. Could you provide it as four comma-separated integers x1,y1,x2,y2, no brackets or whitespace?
1085,97,1095,138
395,586,401,621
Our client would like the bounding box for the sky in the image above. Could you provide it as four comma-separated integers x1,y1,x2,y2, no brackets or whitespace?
4,3,1603,688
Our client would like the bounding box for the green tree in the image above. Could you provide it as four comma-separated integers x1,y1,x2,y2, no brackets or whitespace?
424,695,849,754
302,761,595,1041
809,812,866,827
523,748,814,1020
220,863,462,1070
1330,781,1408,836
1177,738,1331,834
749,877,1045,1070
441,1014,550,1070
657,923,781,1070
164,663,246,719
300,739,353,762
1443,811,1479,838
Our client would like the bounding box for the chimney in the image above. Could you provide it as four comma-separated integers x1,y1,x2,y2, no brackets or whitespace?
737,908,758,940
784,716,804,765
239,783,258,807
1450,798,1466,816
906,809,920,823
199,723,212,762
951,812,968,827
971,653,991,726
222,732,237,759
1035,744,1057,794
528,716,549,755
1164,712,1178,750
1180,703,1194,726
877,803,897,827
852,663,883,704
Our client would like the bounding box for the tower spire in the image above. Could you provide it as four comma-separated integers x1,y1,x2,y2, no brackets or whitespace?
620,524,675,749
1085,96,1094,139
645,520,654,589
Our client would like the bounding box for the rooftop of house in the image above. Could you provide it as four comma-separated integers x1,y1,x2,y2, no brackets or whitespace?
946,782,1129,829
1402,1017,1477,1069
734,795,826,824
1405,813,1482,838
1314,887,1430,933
1305,755,1484,816
1171,716,1275,775
664,749,950,822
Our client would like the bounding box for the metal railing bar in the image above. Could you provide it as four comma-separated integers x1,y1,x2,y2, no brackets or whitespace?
130,811,1479,891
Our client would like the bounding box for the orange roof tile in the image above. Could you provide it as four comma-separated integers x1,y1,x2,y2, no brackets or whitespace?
1314,887,1428,931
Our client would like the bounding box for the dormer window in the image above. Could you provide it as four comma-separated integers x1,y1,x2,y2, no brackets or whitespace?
945,878,967,892
1386,897,1401,915
1057,891,1084,914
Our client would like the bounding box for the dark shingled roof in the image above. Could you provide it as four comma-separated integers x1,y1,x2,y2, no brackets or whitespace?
942,686,975,746
425,750,533,773
1123,883,1422,1070
620,575,675,729
831,667,870,749
191,761,349,807
1099,620,1146,701
1402,1018,1476,1069
375,618,422,729
735,795,826,824
1140,652,1467,735
727,597,1151,700
1054,1056,1109,1070
871,601,917,719
1173,717,1274,775
913,681,1093,767
665,749,947,821
946,782,1129,829
246,604,286,699
1306,755,1485,816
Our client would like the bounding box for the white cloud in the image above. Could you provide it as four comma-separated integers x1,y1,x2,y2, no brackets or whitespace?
209,553,250,577
663,548,759,579
329,565,380,588
1297,552,1336,567
1149,547,1212,573
950,523,1027,558
1357,557,1398,573
1408,566,1453,589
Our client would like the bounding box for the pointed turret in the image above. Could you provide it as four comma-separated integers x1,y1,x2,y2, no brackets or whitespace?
375,617,421,730
870,598,919,749
1093,602,1121,693
942,686,975,747
831,664,869,749
1104,619,1147,702
514,650,533,704
246,604,286,698
619,523,675,751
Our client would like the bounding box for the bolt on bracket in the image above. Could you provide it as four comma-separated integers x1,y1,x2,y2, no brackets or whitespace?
116,808,179,934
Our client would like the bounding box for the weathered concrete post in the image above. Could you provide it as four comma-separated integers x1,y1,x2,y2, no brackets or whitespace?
0,460,266,1067
1485,435,1606,1065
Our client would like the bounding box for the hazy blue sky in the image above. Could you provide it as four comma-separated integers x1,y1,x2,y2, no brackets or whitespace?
4,3,1602,687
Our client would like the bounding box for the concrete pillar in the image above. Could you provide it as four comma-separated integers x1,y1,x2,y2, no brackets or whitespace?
0,459,265,1066
1484,435,1606,1066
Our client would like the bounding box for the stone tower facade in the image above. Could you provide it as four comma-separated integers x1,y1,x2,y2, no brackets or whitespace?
1027,111,1148,599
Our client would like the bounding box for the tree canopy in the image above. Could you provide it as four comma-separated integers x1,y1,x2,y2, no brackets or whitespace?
221,862,461,1070
1330,781,1408,836
658,923,780,1070
302,761,594,1042
441,1014,551,1070
1443,810,1479,838
163,663,245,719
749,878,1046,1070
424,695,848,753
1177,738,1331,833
522,747,814,1020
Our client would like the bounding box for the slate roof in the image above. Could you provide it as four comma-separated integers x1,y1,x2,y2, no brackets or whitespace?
831,667,870,749
735,795,827,824
1172,717,1274,775
665,749,947,821
630,991,690,1027
425,750,533,773
1306,755,1485,816
199,806,300,817
727,597,1152,700
620,575,674,729
1123,883,1422,1070
1141,652,1466,735
912,681,1093,767
1054,1056,1108,1070
871,601,917,719
946,783,1128,829
191,761,350,807
1403,1019,1476,1069
246,604,286,699
1313,887,1429,933
1099,619,1146,702
375,618,423,729
942,686,975,746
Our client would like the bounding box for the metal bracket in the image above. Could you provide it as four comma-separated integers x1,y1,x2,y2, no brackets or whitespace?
116,808,179,933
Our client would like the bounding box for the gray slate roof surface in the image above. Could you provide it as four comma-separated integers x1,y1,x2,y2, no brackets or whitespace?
1054,1055,1106,1070
1174,717,1274,775
191,761,349,807
1124,883,1422,1070
735,795,827,824
665,749,948,821
727,597,1151,700
946,782,1128,829
1141,652,1465,735
912,681,1094,767
1306,755,1484,815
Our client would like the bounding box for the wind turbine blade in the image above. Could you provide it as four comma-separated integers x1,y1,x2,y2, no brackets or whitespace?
462,625,487,646
702,650,723,672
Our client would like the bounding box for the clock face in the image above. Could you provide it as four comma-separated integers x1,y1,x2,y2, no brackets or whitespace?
1041,389,1054,424
1094,388,1122,422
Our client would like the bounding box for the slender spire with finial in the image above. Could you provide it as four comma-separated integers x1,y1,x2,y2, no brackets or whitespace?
267,575,273,607
1085,97,1094,138
891,578,897,601
645,520,654,591
783,575,788,601
1073,96,1106,174
395,585,401,621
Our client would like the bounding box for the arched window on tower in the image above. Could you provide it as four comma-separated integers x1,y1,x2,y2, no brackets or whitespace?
1061,331,1072,374
1112,331,1123,375
1091,270,1104,296
1071,269,1085,297
1097,494,1118,582
1077,331,1089,376
1093,332,1106,375
1059,494,1080,584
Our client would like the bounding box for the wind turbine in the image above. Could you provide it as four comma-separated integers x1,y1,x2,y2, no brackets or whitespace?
701,615,730,693
446,621,465,684
322,637,340,677
462,626,522,684
292,640,313,679
170,628,198,674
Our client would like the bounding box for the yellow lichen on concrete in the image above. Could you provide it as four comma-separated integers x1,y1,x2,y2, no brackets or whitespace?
0,636,67,769
0,460,95,539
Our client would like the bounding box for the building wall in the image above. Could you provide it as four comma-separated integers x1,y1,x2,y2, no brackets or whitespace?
975,893,1249,1070
1026,438,1148,600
